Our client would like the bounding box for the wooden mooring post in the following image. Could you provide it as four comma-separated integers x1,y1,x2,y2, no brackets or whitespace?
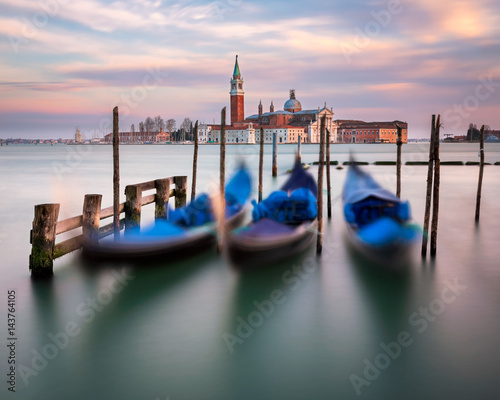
430,115,441,257
113,106,120,239
82,194,102,244
155,178,171,219
421,114,436,258
316,116,326,254
326,129,332,219
191,120,199,201
124,185,142,234
174,176,187,209
396,124,402,198
29,204,60,278
298,135,302,163
475,125,485,222
29,175,184,275
218,107,226,252
272,131,277,177
259,126,264,203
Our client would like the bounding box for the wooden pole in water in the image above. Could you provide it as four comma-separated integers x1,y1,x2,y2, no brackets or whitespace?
298,135,302,163
29,203,60,277
396,124,403,198
155,178,171,219
258,126,264,203
475,125,485,222
421,114,436,258
430,115,441,257
113,106,120,240
326,128,332,219
317,116,326,254
272,131,278,177
82,194,102,244
124,185,142,234
191,120,199,201
218,107,226,252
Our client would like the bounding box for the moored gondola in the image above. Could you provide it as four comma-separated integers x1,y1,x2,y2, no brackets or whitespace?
227,159,318,267
342,161,418,260
83,166,251,262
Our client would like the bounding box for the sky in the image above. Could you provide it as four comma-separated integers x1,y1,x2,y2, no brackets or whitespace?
0,0,499,139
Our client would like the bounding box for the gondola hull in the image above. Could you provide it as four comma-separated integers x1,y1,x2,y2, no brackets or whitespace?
228,219,317,267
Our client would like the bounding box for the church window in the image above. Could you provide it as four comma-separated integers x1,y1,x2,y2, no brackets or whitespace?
238,83,242,89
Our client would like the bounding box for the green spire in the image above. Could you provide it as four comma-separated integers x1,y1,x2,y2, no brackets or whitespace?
233,55,241,77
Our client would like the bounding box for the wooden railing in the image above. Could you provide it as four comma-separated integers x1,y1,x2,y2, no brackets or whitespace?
29,176,187,278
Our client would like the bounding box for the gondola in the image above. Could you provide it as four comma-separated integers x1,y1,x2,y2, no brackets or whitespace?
342,161,418,259
227,159,318,267
83,166,251,262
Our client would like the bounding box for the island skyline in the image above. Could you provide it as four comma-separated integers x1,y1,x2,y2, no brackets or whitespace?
1,0,499,140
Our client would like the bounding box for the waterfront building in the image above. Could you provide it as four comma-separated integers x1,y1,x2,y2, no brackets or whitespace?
336,120,408,143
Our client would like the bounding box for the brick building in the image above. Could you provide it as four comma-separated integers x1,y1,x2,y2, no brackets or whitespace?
336,120,408,143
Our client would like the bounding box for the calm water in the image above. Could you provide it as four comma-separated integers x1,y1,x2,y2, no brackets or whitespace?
1,143,499,400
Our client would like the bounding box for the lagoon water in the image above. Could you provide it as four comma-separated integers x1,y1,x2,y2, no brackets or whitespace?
1,143,499,400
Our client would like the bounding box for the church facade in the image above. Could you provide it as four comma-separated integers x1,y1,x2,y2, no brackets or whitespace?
203,56,336,144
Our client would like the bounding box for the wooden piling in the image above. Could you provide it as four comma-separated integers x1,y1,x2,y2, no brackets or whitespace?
259,126,264,203
317,116,326,254
396,124,402,198
29,204,60,277
155,178,171,219
430,115,441,257
124,185,142,233
113,106,120,239
218,107,226,252
421,115,436,258
82,194,102,244
272,132,278,177
298,135,302,163
475,125,485,222
191,120,199,201
174,176,187,208
326,129,332,219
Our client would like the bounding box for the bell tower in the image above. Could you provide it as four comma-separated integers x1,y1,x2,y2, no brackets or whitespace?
230,55,245,125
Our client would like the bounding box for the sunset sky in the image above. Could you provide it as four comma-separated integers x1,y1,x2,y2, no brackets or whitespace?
1,0,499,139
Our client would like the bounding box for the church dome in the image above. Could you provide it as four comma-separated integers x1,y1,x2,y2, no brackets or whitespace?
284,89,302,112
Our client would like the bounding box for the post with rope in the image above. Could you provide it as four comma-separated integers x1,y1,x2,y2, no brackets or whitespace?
475,125,485,222
316,116,326,254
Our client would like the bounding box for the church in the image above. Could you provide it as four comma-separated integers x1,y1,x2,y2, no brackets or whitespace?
201,56,336,144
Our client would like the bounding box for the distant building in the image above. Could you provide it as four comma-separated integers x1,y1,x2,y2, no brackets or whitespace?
336,120,408,143
203,56,336,144
104,131,170,143
75,127,82,143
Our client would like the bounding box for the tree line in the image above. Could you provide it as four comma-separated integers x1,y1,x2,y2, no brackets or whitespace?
129,116,195,141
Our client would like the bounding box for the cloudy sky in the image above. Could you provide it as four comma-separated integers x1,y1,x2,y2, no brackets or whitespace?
1,0,499,139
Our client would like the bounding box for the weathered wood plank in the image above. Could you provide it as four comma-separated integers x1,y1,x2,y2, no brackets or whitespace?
56,215,83,235
100,203,125,220
30,204,60,277
99,219,125,239
142,194,155,206
53,234,83,259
